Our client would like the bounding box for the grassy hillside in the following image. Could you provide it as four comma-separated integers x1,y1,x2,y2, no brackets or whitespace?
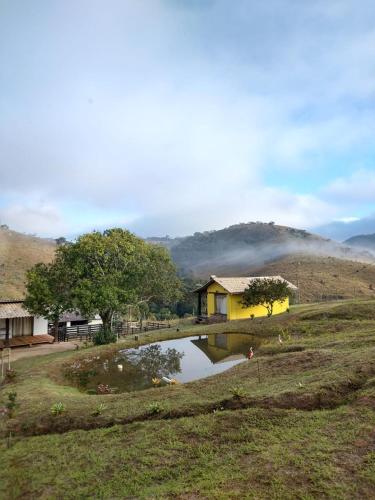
252,254,375,303
0,227,56,299
1,300,374,498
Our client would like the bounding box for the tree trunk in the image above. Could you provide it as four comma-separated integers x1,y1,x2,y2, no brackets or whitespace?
54,318,60,342
100,311,113,333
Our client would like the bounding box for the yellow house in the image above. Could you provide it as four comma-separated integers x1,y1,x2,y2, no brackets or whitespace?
194,275,297,321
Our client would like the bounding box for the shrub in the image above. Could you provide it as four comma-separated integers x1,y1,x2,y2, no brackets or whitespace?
147,402,164,415
91,403,107,417
229,386,247,399
93,327,117,346
51,402,65,416
5,391,17,418
5,368,16,381
278,327,291,342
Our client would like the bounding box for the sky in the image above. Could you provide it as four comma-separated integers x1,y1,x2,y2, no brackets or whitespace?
0,0,375,239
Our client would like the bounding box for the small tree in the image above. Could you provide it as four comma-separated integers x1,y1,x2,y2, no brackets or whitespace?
241,278,291,317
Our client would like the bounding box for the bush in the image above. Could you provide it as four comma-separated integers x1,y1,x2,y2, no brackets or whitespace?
91,403,107,417
51,402,65,416
93,327,117,346
5,368,16,381
5,391,17,418
229,386,247,400
147,402,164,415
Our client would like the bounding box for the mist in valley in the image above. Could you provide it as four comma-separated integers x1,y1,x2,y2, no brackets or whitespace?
168,226,375,278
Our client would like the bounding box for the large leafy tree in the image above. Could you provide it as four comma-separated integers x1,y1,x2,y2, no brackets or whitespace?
241,278,292,317
57,228,181,334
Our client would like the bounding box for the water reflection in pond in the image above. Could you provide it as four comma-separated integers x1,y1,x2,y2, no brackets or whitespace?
81,333,269,393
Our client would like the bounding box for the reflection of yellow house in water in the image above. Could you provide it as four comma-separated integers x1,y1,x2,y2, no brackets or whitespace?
192,333,264,363
194,275,297,321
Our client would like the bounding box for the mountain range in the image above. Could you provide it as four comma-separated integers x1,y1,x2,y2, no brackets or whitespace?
148,222,374,276
149,222,375,302
2,222,375,303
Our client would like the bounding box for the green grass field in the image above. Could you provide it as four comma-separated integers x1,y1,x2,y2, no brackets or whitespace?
1,300,374,499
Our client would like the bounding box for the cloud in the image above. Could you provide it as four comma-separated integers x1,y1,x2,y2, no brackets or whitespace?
0,0,374,236
130,187,337,237
335,217,361,223
0,201,67,237
323,169,375,202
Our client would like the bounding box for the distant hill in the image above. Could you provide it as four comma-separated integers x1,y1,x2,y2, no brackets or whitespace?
344,234,375,252
163,222,373,277
0,226,56,299
146,236,183,251
251,254,375,303
314,215,375,241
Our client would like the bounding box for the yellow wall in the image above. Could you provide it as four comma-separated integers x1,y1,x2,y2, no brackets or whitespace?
206,282,228,316
228,294,289,320
206,282,289,320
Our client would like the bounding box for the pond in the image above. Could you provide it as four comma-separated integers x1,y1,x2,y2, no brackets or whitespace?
70,333,270,394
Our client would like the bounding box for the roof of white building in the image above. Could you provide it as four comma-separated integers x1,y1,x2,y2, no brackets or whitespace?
0,301,32,319
194,275,298,294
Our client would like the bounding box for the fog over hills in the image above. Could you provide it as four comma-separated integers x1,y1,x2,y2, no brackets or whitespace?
149,222,374,278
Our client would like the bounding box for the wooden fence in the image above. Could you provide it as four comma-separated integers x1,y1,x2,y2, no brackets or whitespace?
52,321,171,342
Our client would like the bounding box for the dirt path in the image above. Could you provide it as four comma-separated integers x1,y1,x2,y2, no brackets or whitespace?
6,342,79,362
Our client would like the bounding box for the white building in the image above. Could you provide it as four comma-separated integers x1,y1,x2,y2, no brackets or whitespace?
0,300,49,342
58,312,102,328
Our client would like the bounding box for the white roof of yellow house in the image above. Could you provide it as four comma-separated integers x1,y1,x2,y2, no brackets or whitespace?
194,275,298,295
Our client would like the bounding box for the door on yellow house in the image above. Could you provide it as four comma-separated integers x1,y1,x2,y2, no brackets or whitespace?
215,294,227,314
